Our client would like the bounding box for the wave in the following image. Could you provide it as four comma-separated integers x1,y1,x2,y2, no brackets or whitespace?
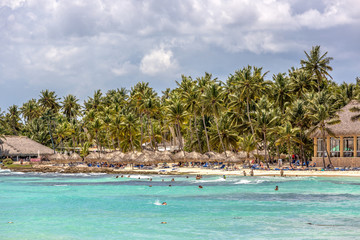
193,177,227,183
234,179,265,184
153,200,162,206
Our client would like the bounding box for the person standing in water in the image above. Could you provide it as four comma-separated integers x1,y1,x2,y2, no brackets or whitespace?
275,186,279,191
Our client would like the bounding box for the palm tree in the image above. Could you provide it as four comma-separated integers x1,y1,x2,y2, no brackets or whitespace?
238,134,257,167
271,73,293,113
196,73,216,152
121,112,140,152
6,105,21,135
166,99,188,151
62,94,81,120
254,101,278,167
289,68,317,98
39,90,61,112
276,121,301,163
20,99,41,123
230,65,269,157
307,91,340,168
287,99,311,166
202,83,227,155
300,45,333,91
90,118,103,154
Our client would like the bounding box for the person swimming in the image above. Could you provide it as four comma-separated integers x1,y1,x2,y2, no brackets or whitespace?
171,178,175,182
275,186,279,191
199,185,203,189
115,176,119,178
162,202,167,205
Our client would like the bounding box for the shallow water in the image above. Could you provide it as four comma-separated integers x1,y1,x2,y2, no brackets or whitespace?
1,169,360,239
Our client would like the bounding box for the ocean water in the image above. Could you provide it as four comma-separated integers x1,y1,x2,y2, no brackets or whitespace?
1,169,360,240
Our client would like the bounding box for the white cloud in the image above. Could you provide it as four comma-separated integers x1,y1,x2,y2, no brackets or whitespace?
140,48,178,75
111,61,137,76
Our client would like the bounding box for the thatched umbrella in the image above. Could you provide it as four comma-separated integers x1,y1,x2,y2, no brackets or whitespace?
207,152,226,162
155,152,174,163
225,155,242,163
68,152,82,161
135,153,157,165
123,151,142,165
48,153,65,161
225,151,237,158
48,153,69,164
172,151,187,161
85,152,105,161
185,151,209,162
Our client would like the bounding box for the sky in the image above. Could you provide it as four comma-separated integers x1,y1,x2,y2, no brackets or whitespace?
0,0,360,110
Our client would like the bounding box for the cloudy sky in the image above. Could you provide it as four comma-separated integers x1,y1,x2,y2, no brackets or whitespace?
1,0,360,110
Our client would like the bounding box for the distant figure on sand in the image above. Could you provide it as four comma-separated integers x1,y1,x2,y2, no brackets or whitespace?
243,171,246,176
250,169,254,176
280,169,284,177
275,186,279,191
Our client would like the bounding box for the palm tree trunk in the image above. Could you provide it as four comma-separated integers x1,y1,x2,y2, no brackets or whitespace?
215,117,227,156
149,116,156,150
264,132,269,168
175,123,183,150
246,97,259,161
140,114,144,151
194,114,202,152
188,118,194,151
146,115,154,150
130,131,134,153
201,112,211,152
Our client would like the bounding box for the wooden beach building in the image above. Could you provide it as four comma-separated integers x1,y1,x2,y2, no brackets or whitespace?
0,136,54,161
312,100,360,167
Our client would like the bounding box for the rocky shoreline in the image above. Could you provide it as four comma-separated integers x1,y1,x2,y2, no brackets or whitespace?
2,165,188,175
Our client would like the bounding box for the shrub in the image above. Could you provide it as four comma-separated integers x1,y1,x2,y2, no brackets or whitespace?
2,158,13,165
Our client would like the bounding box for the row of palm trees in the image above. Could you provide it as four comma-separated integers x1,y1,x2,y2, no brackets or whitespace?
0,46,358,167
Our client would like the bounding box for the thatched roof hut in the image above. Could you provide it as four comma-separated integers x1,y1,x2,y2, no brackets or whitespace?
135,153,157,165
225,155,242,163
123,151,142,164
68,153,82,161
172,151,186,161
185,151,209,161
205,152,226,162
224,151,237,158
85,152,105,161
0,136,53,158
48,153,66,161
311,100,360,137
155,152,174,163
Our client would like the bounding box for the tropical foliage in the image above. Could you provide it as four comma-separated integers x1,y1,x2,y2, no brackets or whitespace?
0,46,356,166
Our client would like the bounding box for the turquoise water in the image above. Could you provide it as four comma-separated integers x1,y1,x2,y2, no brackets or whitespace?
1,170,360,240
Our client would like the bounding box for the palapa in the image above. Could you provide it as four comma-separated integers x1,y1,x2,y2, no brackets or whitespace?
207,152,226,162
185,151,209,161
172,151,187,161
68,152,82,161
225,155,242,163
48,153,66,161
155,152,174,163
135,153,157,165
224,151,237,158
85,152,105,161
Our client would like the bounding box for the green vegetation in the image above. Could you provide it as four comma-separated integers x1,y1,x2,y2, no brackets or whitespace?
2,158,13,165
0,46,358,167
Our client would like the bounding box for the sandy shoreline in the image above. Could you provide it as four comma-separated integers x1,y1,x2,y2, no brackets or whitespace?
4,164,360,177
